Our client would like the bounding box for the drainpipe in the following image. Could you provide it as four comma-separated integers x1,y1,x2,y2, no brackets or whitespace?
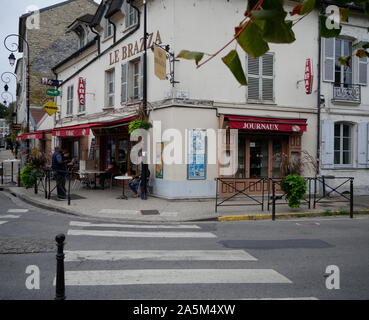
316,7,323,177
108,18,117,43
90,26,101,54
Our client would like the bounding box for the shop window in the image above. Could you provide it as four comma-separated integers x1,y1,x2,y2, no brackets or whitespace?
67,85,74,115
105,69,115,107
246,53,274,103
334,122,352,166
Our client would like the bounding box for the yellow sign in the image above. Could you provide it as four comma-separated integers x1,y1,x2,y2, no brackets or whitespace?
154,46,167,80
42,100,59,116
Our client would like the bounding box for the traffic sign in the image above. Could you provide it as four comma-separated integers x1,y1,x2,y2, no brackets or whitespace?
42,100,59,116
46,89,61,96
40,78,62,87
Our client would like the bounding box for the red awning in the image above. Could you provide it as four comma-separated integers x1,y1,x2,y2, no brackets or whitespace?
16,131,50,141
226,115,307,133
52,116,137,137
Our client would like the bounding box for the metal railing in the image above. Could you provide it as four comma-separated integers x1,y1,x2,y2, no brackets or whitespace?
215,177,267,212
333,83,361,103
312,176,354,218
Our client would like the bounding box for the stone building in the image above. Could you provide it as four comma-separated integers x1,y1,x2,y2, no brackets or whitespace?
15,0,98,138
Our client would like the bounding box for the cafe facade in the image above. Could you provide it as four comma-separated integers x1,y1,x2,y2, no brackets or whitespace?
34,0,369,198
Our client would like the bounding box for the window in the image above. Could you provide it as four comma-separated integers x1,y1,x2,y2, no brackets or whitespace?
106,69,115,107
121,57,143,104
334,123,352,165
324,38,353,84
246,53,274,102
126,4,138,27
67,85,74,115
104,18,113,39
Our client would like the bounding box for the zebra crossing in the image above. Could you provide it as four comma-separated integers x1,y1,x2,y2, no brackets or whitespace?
60,220,294,296
0,209,28,226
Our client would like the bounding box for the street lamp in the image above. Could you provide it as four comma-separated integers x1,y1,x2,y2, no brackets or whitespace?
8,53,16,66
1,71,18,125
4,84,9,92
4,34,30,158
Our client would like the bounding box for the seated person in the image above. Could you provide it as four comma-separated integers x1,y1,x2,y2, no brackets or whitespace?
128,169,151,197
99,161,119,189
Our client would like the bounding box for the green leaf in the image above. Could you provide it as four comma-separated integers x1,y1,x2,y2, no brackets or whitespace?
251,9,286,21
320,15,342,38
222,50,247,86
300,0,317,14
338,56,351,67
262,20,296,44
236,23,269,58
177,50,205,66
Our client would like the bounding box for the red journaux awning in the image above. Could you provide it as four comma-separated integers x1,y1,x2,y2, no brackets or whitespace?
226,115,307,132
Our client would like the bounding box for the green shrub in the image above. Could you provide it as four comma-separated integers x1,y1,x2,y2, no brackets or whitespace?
280,174,307,208
20,165,40,188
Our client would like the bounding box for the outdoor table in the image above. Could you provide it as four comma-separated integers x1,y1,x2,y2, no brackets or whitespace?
3,159,20,185
81,170,105,189
114,175,132,200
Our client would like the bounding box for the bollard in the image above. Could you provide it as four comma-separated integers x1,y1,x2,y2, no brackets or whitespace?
1,162,3,185
350,178,354,219
68,169,71,206
17,165,21,187
272,181,276,221
55,234,66,300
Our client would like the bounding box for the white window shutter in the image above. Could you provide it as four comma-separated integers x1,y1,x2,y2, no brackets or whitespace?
323,38,335,82
247,55,260,101
358,57,368,85
262,54,274,101
358,123,368,167
121,63,128,104
321,120,334,168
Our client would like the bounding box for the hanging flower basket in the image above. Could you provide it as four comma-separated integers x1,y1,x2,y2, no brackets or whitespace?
128,119,153,135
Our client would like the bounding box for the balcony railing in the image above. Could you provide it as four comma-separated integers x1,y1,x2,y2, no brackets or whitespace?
333,83,361,103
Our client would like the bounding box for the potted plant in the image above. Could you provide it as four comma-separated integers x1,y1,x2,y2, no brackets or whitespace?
20,148,47,188
279,154,307,209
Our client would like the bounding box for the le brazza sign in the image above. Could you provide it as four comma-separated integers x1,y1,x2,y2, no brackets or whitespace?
227,116,307,132
40,78,62,87
42,100,59,116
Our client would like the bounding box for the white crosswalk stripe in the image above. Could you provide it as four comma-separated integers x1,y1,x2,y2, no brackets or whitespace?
1,215,20,219
69,221,200,229
64,250,258,262
7,209,29,213
58,269,292,286
0,221,8,225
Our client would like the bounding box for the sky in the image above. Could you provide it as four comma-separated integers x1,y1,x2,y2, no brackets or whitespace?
0,0,100,102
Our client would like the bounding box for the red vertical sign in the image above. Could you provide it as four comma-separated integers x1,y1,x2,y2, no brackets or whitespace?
304,59,313,94
78,78,86,105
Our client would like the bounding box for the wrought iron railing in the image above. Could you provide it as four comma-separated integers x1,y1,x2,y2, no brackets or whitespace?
333,83,361,103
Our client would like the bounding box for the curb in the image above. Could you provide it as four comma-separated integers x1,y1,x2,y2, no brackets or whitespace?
218,209,369,221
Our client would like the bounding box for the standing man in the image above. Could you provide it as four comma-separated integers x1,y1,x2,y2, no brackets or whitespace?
52,147,68,200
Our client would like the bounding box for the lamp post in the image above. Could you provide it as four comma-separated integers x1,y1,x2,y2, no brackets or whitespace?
140,0,148,200
4,34,30,157
1,72,18,124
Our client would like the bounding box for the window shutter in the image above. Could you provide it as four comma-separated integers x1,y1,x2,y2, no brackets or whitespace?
262,54,274,101
358,123,368,168
358,57,368,85
121,63,128,104
321,120,334,168
323,38,335,82
247,55,260,101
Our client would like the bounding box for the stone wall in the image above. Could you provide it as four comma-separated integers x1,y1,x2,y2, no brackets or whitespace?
25,0,98,107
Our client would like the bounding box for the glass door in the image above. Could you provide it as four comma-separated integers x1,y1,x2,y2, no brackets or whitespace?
249,138,269,178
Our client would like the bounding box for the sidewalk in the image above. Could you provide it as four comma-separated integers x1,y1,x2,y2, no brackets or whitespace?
5,181,369,222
